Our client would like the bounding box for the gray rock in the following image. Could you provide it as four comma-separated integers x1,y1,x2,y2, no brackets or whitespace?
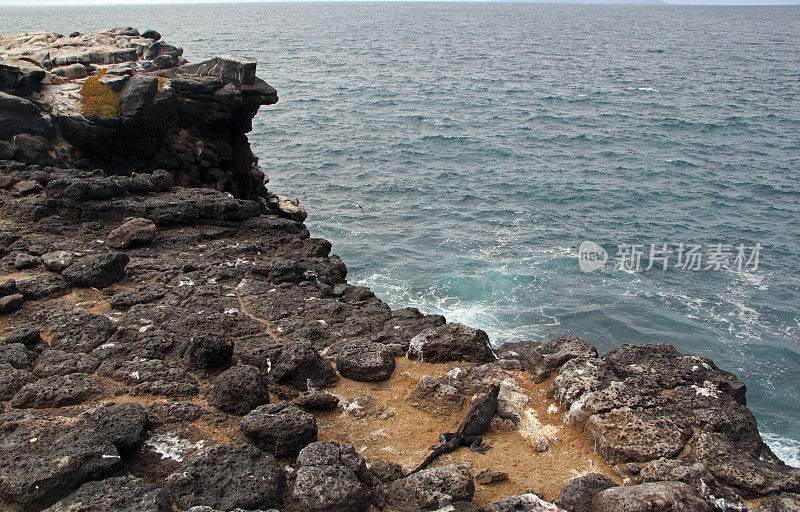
0,342,30,369
180,334,234,370
0,140,15,159
408,375,466,415
555,473,617,512
0,91,53,140
757,493,800,512
408,323,495,364
11,133,49,165
33,350,100,377
3,327,42,347
13,253,39,270
486,494,562,512
336,339,396,382
292,441,382,512
691,432,800,498
63,252,130,288
16,180,43,196
207,365,270,415
105,217,157,248
635,458,744,508
270,340,339,390
11,373,104,408
109,283,167,309
370,459,405,484
294,392,340,412
0,363,35,400
111,357,199,397
475,469,509,485
43,475,170,512
149,169,174,191
165,443,284,511
0,293,23,313
584,407,693,463
41,251,75,272
51,311,116,353
118,74,158,117
387,464,475,512
50,62,88,80
240,401,318,458
15,274,70,299
81,402,148,451
0,410,120,508
591,481,712,512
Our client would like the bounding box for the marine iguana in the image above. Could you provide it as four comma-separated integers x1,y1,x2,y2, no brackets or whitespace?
408,384,501,475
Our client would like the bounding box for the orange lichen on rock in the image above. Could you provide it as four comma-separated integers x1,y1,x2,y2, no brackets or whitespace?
79,69,120,119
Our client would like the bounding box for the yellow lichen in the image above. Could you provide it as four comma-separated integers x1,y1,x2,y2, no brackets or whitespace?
79,69,120,120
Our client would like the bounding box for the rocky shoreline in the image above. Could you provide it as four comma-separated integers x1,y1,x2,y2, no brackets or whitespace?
1,28,799,512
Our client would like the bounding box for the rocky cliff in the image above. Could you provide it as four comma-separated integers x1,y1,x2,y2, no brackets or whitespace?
1,27,799,512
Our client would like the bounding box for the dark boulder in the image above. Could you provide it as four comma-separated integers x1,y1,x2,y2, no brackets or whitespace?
63,252,130,288
11,133,49,165
118,74,159,117
0,293,23,313
555,473,617,512
387,464,474,512
81,402,149,451
336,339,396,382
294,392,340,412
180,334,234,370
16,274,70,300
408,323,495,364
292,441,380,512
141,30,161,41
13,252,39,269
105,217,157,249
269,340,339,390
165,443,284,511
240,401,318,458
207,365,270,415
51,311,116,353
0,91,53,140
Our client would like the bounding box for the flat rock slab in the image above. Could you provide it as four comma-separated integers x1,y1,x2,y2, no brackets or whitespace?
63,252,130,288
11,372,104,408
0,410,120,509
240,401,318,458
387,464,475,512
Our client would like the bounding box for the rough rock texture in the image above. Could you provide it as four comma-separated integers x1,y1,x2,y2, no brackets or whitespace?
240,401,318,458
292,441,382,512
269,340,339,390
165,443,285,511
0,410,120,508
408,323,495,364
207,364,269,415
591,481,712,512
43,475,171,512
555,473,617,512
387,464,475,512
62,252,130,288
336,339,396,382
10,372,104,408
105,217,157,248
486,494,565,512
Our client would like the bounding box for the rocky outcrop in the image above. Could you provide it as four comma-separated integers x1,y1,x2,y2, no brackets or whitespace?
0,28,295,211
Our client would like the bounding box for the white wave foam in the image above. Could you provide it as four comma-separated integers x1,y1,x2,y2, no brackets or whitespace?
762,432,800,468
625,86,660,92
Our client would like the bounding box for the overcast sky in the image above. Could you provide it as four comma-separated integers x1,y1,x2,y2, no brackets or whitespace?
1,0,798,5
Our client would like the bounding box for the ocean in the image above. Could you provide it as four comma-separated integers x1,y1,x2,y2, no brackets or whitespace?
2,1,798,466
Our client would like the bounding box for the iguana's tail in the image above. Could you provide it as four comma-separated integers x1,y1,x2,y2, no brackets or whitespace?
407,437,459,475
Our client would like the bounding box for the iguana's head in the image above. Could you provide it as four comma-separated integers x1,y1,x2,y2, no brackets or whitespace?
488,384,501,398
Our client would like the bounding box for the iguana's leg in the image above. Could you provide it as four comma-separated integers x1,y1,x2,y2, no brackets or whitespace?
464,436,491,453
430,433,455,450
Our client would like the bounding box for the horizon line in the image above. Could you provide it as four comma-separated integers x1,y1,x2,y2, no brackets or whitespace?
2,0,800,5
